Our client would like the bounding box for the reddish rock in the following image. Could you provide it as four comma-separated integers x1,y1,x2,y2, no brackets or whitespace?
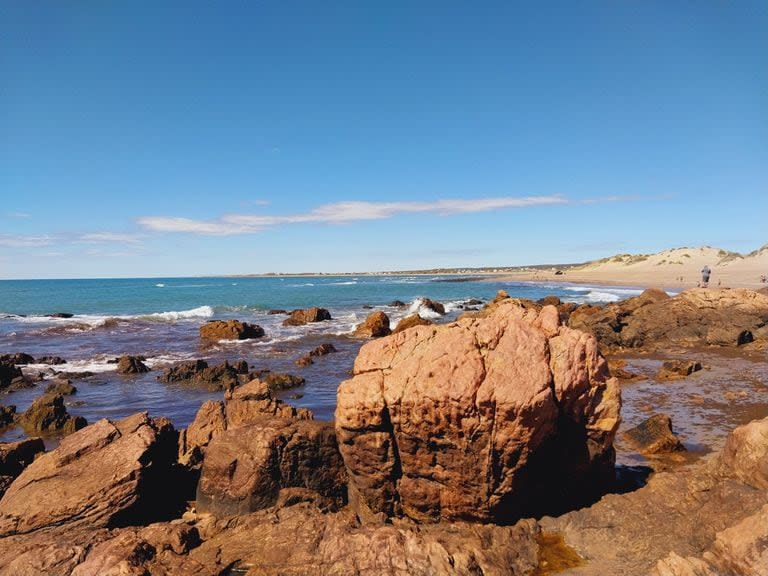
282,307,332,326
391,314,433,334
657,359,703,381
0,412,182,536
336,301,621,522
18,393,87,435
623,414,686,454
116,355,150,374
196,417,347,516
719,416,768,489
353,311,391,338
199,320,265,341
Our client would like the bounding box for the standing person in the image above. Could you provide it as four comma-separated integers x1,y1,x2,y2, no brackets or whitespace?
701,265,711,287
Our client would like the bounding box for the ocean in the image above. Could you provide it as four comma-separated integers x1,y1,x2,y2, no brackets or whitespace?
0,275,644,443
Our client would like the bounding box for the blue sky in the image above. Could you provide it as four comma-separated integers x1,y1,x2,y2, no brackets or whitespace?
1,1,766,279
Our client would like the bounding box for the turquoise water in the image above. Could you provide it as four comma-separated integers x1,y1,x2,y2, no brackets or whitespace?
0,275,643,443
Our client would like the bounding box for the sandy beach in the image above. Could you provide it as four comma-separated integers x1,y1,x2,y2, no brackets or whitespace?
490,245,768,291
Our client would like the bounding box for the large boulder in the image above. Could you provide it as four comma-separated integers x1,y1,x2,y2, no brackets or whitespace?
570,288,768,351
199,320,265,341
18,393,87,435
196,417,347,516
719,415,768,489
0,412,182,536
353,311,391,338
282,307,332,327
0,438,45,499
336,300,621,522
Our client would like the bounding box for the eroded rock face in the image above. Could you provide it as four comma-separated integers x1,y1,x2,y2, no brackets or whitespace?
18,393,87,435
353,311,391,338
196,417,347,516
336,301,621,522
570,288,768,351
282,307,332,326
0,412,182,536
199,320,265,341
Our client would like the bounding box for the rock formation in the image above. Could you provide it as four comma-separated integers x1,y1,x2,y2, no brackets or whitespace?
282,307,332,326
623,414,686,454
336,300,621,522
116,355,150,374
353,311,391,338
391,314,433,334
18,393,87,435
0,438,44,498
657,360,703,381
199,320,265,341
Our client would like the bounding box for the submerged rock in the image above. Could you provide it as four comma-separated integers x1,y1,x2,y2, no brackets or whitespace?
36,356,66,365
336,301,621,523
295,343,338,366
282,307,332,326
18,393,87,435
158,360,244,392
623,414,686,454
353,311,391,338
199,320,265,341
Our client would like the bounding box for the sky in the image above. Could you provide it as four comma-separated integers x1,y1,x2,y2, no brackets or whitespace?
1,1,766,279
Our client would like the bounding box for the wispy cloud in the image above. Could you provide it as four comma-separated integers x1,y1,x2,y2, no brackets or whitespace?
74,232,144,244
0,234,55,248
5,211,31,219
138,195,569,236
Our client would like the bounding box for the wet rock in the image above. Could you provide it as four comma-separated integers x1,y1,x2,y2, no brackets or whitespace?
0,353,34,365
570,288,768,351
282,307,332,326
608,359,643,381
0,412,183,536
310,343,337,357
0,405,15,427
268,309,287,315
60,371,95,380
389,300,406,308
537,295,562,307
419,298,445,315
336,300,621,522
116,355,150,374
157,360,240,392
196,417,347,516
44,380,77,396
46,313,74,319
0,361,23,392
258,371,305,391
199,320,265,341
623,414,686,454
391,314,433,334
0,438,45,499
719,415,768,489
353,311,391,338
294,355,313,367
18,393,87,435
36,356,66,365
657,360,703,381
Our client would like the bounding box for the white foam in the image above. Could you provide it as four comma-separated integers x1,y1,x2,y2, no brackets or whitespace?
155,283,165,287
584,291,622,303
328,281,358,285
141,305,214,321
406,298,444,320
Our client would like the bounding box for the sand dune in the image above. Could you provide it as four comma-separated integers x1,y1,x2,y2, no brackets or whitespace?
495,245,768,289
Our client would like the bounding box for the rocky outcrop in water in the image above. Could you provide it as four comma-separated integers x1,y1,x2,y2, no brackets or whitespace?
157,359,249,391
0,361,23,392
18,393,87,435
282,307,332,326
657,360,703,381
0,353,34,365
623,414,686,455
336,300,621,523
353,310,391,338
116,355,150,374
570,288,768,351
199,320,265,341
44,380,77,396
391,313,433,334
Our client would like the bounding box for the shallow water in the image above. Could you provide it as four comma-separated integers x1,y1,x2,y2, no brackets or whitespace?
0,276,647,442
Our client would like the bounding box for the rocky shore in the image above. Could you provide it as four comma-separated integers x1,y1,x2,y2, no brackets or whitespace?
1,288,767,574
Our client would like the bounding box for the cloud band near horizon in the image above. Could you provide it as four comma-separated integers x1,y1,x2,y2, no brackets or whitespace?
137,195,569,236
